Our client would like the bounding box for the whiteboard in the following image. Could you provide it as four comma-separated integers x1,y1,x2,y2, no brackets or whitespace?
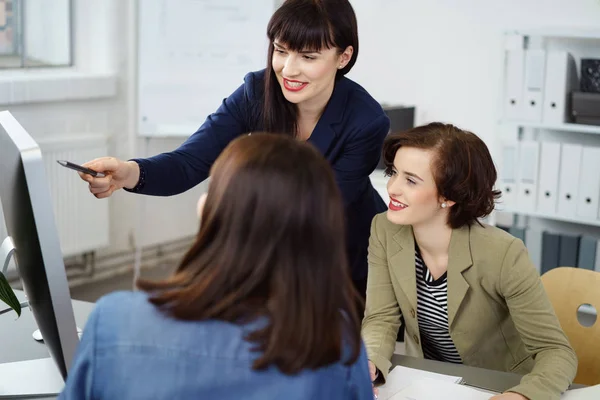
137,0,275,137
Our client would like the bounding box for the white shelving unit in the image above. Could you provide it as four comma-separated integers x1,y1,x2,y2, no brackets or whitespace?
496,29,600,292
497,28,600,227
502,120,600,135
499,208,600,228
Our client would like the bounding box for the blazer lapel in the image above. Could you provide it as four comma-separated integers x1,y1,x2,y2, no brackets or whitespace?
308,79,348,156
388,225,418,312
447,225,474,327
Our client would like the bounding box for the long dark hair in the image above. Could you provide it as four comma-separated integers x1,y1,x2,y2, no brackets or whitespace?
263,0,359,137
137,133,362,374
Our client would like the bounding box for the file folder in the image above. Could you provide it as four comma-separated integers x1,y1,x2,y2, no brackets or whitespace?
542,51,579,124
558,234,580,267
541,232,560,274
557,144,583,217
522,50,546,122
525,228,543,274
503,49,525,120
537,142,561,215
578,236,598,271
498,142,519,210
516,141,540,212
576,146,600,219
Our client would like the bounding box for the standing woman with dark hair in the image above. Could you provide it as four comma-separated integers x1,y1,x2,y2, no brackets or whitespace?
60,134,373,399
78,0,390,300
362,123,577,400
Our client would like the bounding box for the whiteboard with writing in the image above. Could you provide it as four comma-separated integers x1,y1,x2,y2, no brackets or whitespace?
137,0,275,137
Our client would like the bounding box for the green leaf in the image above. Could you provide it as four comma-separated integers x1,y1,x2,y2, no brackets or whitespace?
0,271,20,317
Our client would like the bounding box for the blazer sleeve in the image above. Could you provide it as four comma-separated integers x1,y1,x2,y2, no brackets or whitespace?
333,113,390,207
130,73,257,196
361,214,402,383
499,239,577,400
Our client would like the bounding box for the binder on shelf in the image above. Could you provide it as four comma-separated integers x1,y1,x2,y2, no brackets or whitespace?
498,142,519,210
558,234,580,267
522,49,546,122
537,142,561,215
503,49,525,120
577,236,598,270
525,228,543,274
542,51,579,124
541,231,560,274
509,227,526,243
576,146,600,219
516,141,540,212
557,144,583,217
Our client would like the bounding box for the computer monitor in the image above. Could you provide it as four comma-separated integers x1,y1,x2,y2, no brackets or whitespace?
0,110,79,380
376,105,416,170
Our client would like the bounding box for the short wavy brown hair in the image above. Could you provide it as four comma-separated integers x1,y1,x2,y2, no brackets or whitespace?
382,122,501,229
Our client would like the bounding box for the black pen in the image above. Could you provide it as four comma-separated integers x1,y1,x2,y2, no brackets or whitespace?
56,160,106,178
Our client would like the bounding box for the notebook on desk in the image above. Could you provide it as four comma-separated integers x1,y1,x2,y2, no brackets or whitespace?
377,366,464,400
0,357,64,397
387,378,491,400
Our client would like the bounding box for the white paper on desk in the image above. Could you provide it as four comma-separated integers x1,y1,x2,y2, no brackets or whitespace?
0,357,64,396
377,366,463,400
389,378,491,400
561,384,600,400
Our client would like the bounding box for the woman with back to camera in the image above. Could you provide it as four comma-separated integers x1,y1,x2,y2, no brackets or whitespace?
59,134,373,399
79,0,390,302
362,123,577,400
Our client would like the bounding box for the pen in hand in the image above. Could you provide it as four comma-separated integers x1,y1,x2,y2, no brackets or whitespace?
56,160,106,178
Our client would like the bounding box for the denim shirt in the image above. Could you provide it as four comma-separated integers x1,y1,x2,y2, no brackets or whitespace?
59,291,373,399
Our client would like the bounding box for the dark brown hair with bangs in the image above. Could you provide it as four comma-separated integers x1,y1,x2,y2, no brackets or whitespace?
382,122,502,229
137,133,362,374
263,0,359,136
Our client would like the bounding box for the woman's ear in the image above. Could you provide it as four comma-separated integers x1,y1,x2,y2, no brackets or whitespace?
439,198,456,209
197,193,208,221
338,46,353,69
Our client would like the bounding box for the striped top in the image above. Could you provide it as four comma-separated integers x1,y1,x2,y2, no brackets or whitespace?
415,249,462,364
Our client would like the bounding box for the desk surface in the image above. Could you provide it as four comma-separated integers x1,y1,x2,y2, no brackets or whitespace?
391,354,585,393
0,290,95,365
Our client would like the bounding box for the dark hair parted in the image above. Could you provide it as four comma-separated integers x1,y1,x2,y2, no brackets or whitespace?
137,133,362,374
382,122,502,229
263,0,359,136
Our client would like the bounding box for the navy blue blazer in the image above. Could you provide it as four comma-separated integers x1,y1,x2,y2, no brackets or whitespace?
132,70,389,282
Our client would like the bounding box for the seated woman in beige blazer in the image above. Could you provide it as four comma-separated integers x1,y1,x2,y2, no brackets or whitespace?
362,123,577,400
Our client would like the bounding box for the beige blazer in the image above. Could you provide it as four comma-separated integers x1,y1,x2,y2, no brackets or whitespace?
362,213,577,400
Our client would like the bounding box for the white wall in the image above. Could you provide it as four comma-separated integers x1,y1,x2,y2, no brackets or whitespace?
350,0,600,147
4,0,600,278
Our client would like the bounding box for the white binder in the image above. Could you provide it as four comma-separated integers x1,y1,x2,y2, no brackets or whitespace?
557,144,583,217
576,146,600,219
542,51,578,125
498,142,519,211
521,50,546,122
503,49,525,120
516,141,540,212
537,142,561,214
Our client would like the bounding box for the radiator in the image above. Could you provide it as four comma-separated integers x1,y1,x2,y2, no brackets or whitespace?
0,135,110,259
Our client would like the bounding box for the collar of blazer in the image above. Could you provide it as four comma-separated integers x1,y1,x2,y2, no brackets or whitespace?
388,223,474,327
306,78,349,156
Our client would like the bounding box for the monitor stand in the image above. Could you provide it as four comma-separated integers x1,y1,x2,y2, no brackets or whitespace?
1,236,82,340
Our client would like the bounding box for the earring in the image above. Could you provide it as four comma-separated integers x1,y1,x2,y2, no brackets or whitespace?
441,202,447,209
